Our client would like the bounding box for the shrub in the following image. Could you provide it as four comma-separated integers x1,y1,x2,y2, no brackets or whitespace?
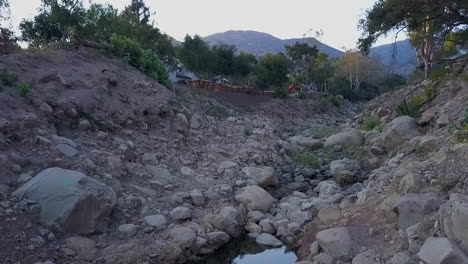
274,88,289,99
395,95,423,118
424,85,437,101
0,67,18,87
110,34,171,88
298,90,307,99
305,125,337,138
361,115,382,131
296,152,321,168
430,67,450,81
327,96,342,108
243,125,253,136
463,74,468,83
16,82,31,97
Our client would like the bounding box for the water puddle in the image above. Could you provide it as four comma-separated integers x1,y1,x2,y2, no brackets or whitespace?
194,237,297,264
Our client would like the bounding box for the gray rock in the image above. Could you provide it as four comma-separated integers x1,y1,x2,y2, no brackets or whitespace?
180,167,195,177
170,206,192,220
330,159,360,185
236,185,275,212
242,166,278,187
190,115,201,129
17,173,32,184
144,214,167,229
245,222,262,234
418,237,468,264
145,166,172,184
190,189,205,206
287,136,323,150
13,168,116,235
316,227,352,257
352,249,378,264
206,231,230,250
440,193,468,253
394,193,443,231
65,236,97,261
256,233,283,247
55,144,78,157
169,227,196,248
313,253,334,264
316,181,341,200
217,161,238,174
118,224,137,237
323,129,363,148
382,116,421,149
219,206,241,238
389,251,411,264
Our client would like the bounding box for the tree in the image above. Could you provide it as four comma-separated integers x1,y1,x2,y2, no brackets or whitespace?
20,0,86,45
123,0,152,25
359,0,468,78
253,53,291,89
285,42,319,86
177,35,213,73
211,43,236,75
234,52,257,77
336,50,381,91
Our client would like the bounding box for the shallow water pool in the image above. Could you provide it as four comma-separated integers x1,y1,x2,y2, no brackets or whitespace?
195,237,297,264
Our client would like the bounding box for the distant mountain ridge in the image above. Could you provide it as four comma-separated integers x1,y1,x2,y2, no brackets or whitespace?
203,30,417,76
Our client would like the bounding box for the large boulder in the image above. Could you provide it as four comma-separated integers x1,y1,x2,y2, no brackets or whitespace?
287,136,323,150
256,233,283,247
440,193,468,253
13,168,116,235
323,129,363,148
316,227,352,257
382,116,421,149
329,159,360,185
393,193,444,232
418,237,468,264
235,185,275,212
242,166,278,187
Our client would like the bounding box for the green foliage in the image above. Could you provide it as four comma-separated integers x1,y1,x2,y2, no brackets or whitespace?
296,152,321,169
243,125,253,136
298,90,307,99
361,115,382,131
254,53,291,89
110,34,171,88
0,67,18,87
273,88,288,99
305,125,337,138
424,84,437,101
327,96,342,108
463,74,468,82
430,67,450,81
208,105,230,117
20,0,175,58
448,107,468,136
16,82,31,97
395,96,423,118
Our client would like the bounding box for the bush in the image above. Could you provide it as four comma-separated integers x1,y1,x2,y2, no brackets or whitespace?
16,82,31,97
395,95,423,118
424,84,437,101
327,96,342,108
243,125,253,136
110,34,171,88
305,125,337,138
274,88,289,99
0,67,18,87
430,67,450,81
361,115,382,131
298,90,307,99
296,152,321,168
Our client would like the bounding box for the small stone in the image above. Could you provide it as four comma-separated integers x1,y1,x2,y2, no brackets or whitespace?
170,206,192,220
256,233,283,247
144,214,167,229
118,224,137,237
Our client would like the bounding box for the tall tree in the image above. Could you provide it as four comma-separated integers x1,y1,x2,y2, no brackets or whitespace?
254,53,291,89
337,50,381,91
123,0,152,25
359,0,468,78
285,42,319,86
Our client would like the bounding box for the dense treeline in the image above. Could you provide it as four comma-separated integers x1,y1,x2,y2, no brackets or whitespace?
0,0,409,100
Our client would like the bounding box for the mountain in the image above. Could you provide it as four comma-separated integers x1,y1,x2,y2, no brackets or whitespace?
203,30,343,58
370,39,418,76
203,30,418,76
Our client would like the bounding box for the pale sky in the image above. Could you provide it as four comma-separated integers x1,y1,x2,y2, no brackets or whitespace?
9,0,407,50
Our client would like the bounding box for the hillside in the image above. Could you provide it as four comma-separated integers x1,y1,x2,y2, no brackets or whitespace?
370,39,418,76
203,30,343,58
204,30,418,75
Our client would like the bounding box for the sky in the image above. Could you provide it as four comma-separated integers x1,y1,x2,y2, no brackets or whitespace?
8,0,407,50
